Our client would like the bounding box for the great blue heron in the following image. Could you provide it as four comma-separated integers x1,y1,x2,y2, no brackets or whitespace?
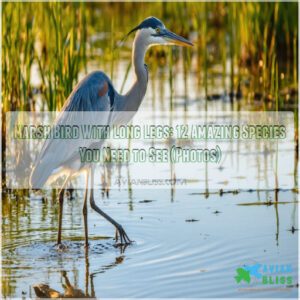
30,17,193,247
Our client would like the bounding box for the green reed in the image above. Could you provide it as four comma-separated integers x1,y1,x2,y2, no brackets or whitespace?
2,2,35,112
36,2,87,110
2,2,298,114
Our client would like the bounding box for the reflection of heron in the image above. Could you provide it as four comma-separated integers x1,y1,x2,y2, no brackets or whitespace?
34,249,96,299
33,271,90,298
30,17,193,246
33,247,124,298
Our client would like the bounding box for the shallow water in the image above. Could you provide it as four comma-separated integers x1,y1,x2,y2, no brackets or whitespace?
2,42,299,300
2,186,298,298
2,82,299,298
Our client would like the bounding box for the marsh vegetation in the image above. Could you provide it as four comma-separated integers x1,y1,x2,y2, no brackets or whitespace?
2,2,298,298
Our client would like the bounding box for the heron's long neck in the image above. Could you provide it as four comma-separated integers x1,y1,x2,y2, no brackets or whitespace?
122,35,148,111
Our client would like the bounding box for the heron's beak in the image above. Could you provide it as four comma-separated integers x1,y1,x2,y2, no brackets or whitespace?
163,29,193,47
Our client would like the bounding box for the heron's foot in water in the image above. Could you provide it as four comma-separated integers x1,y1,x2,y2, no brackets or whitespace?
114,225,132,246
55,243,68,251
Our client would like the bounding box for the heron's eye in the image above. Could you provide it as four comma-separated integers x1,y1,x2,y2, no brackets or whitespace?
155,28,160,34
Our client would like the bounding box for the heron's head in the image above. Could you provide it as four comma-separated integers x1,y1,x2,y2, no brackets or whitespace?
127,17,193,48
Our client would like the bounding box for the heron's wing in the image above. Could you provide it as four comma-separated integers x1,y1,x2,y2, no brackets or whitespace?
30,71,116,188
61,71,115,113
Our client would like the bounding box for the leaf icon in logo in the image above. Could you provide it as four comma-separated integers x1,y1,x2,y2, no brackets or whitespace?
235,268,251,284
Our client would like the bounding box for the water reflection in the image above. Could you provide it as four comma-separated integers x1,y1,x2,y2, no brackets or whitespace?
33,270,91,298
32,246,125,298
2,186,298,298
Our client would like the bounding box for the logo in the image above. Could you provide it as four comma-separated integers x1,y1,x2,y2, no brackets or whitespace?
235,263,293,285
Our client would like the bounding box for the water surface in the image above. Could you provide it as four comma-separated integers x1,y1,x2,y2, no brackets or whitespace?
2,185,298,298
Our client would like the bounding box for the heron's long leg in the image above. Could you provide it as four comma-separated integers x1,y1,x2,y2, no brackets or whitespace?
83,170,90,247
84,247,90,296
57,188,65,245
89,167,131,245
57,175,71,245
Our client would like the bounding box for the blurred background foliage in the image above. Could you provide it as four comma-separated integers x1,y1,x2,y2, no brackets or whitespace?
2,1,298,113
